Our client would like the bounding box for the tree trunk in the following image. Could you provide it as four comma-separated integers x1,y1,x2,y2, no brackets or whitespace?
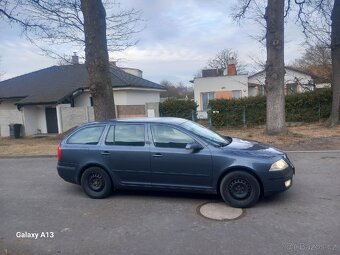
264,0,286,135
80,0,115,120
330,0,340,125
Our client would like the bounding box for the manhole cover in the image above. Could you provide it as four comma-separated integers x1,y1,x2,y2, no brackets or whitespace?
198,202,243,221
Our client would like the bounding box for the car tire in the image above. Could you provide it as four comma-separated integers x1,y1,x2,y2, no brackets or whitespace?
81,167,112,199
220,171,260,208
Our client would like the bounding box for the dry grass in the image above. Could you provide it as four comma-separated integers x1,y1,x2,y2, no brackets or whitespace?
0,123,339,156
0,136,59,157
215,123,340,148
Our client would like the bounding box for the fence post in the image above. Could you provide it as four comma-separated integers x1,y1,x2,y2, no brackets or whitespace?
191,110,197,122
242,106,246,127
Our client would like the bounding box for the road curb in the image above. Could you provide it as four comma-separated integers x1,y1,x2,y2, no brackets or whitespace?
285,150,340,153
0,155,56,159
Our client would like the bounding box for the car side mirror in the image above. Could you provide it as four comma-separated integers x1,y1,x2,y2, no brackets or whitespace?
185,143,203,152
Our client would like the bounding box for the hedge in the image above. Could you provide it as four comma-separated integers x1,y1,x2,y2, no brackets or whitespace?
160,98,198,120
208,89,332,127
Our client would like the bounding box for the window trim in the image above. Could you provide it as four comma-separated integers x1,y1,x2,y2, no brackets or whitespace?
105,123,146,146
150,124,198,149
66,125,105,145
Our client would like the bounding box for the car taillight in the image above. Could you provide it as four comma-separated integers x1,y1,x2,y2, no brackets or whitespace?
57,144,62,161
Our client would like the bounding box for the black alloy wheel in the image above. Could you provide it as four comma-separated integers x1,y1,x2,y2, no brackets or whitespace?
81,167,112,199
220,171,260,208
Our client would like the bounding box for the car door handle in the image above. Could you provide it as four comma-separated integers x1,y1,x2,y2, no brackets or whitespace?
101,151,110,156
152,153,163,158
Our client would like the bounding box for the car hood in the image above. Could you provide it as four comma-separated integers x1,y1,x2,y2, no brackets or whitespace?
224,137,285,157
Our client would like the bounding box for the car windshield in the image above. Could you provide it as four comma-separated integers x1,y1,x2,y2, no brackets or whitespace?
181,120,230,147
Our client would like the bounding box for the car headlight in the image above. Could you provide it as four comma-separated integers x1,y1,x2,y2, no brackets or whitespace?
269,159,288,171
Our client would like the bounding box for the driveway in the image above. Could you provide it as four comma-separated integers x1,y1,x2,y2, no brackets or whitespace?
0,152,339,255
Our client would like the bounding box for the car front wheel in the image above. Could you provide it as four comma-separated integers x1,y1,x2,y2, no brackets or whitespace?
220,171,260,208
81,167,112,199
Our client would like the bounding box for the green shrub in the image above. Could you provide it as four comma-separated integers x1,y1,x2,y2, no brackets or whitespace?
159,99,198,120
208,89,332,127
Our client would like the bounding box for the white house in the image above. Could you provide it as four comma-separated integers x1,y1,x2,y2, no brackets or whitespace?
192,60,248,119
0,62,165,137
192,64,315,119
248,66,315,96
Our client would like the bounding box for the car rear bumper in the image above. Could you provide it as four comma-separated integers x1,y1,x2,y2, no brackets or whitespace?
57,162,78,184
262,166,295,197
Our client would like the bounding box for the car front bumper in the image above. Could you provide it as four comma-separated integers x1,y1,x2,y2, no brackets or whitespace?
262,166,295,197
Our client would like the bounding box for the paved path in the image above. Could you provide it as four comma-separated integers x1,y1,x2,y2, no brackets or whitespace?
0,152,339,255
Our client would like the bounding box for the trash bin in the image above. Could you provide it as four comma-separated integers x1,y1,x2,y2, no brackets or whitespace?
9,123,22,138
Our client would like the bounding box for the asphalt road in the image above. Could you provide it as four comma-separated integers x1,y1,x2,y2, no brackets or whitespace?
0,152,339,255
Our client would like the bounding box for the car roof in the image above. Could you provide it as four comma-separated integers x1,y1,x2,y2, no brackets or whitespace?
81,117,189,126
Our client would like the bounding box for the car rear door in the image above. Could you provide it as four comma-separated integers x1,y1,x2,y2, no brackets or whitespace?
100,123,151,186
149,124,213,189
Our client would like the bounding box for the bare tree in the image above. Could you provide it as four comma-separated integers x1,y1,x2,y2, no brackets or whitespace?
292,44,332,84
264,0,286,134
0,0,143,61
235,0,286,134
330,0,340,125
0,0,143,120
80,0,115,120
207,48,237,69
234,0,340,132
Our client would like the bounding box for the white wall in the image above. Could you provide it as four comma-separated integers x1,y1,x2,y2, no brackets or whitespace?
56,104,94,133
71,89,161,121
121,68,143,77
22,105,48,135
0,101,23,137
74,90,161,107
193,75,249,114
115,90,161,105
248,87,258,97
74,93,91,107
249,68,314,95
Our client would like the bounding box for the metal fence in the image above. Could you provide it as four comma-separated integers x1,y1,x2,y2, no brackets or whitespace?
160,102,331,128
206,103,331,127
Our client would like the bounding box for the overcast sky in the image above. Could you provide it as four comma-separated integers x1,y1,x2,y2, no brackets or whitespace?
0,0,306,85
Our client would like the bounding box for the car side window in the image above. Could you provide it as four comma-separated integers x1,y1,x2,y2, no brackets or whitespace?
151,125,194,148
105,124,145,146
67,126,104,145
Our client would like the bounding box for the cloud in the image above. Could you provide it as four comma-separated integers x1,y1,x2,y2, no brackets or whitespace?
1,0,307,85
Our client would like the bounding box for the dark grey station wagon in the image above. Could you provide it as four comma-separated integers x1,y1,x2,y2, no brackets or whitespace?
57,117,295,208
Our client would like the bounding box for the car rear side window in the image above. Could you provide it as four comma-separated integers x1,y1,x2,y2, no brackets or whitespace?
67,126,104,145
105,124,145,146
151,125,194,148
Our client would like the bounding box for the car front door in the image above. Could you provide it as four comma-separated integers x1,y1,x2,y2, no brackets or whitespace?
100,123,151,186
149,124,213,189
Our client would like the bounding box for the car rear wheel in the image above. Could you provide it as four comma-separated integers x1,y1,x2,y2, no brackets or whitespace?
220,171,260,208
81,167,112,199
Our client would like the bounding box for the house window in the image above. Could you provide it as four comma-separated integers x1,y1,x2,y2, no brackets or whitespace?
201,92,215,111
258,85,265,96
287,84,298,94
232,90,241,99
90,97,94,107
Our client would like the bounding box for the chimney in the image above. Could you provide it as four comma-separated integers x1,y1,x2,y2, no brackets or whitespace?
71,52,79,64
227,58,237,76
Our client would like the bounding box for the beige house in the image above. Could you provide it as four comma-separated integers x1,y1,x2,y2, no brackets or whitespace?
192,60,248,119
0,63,165,137
192,64,315,119
248,67,315,96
